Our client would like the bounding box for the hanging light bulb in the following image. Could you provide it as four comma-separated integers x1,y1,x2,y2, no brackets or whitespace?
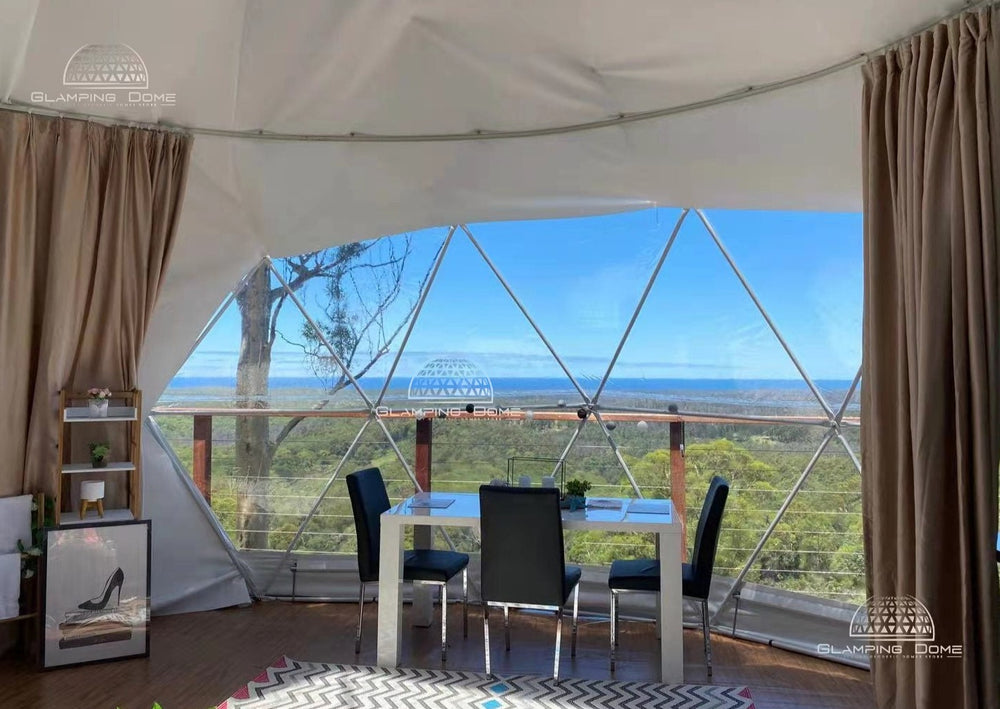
523,410,534,421
415,409,425,420
637,420,649,431
606,420,617,431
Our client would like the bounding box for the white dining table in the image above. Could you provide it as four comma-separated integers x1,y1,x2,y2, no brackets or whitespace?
376,491,685,683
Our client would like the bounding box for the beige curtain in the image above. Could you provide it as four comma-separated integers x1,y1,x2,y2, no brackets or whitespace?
0,110,192,498
862,8,1000,709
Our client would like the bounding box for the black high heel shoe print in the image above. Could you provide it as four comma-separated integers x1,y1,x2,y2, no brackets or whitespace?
78,567,124,611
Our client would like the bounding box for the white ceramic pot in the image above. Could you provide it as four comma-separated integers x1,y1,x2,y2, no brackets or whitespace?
80,480,105,501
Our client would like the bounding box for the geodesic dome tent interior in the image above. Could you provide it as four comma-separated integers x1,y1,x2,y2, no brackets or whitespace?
0,0,985,672
150,209,865,665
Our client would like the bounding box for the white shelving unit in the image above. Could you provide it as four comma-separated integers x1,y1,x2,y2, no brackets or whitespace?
64,407,137,422
61,462,137,474
58,507,134,527
56,390,142,525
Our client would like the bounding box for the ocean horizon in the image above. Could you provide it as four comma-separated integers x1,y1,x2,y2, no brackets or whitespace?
165,375,855,393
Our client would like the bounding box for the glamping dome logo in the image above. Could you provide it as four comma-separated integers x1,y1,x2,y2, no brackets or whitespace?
63,44,148,89
407,357,494,403
29,44,175,107
818,594,961,659
849,595,934,641
373,357,518,419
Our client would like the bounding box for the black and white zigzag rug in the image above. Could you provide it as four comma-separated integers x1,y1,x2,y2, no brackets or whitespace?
218,657,756,709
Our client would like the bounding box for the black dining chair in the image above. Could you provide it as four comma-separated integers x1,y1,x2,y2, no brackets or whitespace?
478,485,582,681
346,467,470,662
608,475,729,675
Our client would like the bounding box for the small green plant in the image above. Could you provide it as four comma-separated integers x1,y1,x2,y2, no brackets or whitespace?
564,479,591,498
89,441,110,467
17,495,52,580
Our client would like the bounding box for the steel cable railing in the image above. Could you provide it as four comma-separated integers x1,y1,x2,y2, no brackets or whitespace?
152,411,866,604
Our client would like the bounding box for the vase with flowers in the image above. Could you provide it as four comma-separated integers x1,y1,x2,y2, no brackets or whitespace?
87,387,111,417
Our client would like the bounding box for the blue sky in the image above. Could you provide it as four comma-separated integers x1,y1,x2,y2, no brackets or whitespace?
179,207,862,383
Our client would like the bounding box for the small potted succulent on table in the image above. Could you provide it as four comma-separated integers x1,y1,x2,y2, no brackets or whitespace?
89,442,110,468
562,478,592,511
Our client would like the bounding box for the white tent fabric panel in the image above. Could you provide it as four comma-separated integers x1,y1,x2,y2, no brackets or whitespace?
143,425,252,614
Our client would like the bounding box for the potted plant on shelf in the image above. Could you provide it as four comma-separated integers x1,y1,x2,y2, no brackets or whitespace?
562,478,591,511
89,442,110,468
87,387,112,417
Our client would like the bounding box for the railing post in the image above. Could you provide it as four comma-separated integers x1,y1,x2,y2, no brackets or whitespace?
415,417,432,493
670,421,686,561
412,415,435,626
193,415,213,504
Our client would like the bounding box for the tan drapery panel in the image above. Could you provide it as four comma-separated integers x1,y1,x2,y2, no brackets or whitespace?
862,8,1000,709
0,111,192,497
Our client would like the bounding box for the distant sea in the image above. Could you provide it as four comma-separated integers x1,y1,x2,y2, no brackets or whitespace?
161,376,857,411
166,376,853,392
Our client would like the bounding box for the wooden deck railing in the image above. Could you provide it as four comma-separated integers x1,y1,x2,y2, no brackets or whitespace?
150,406,858,564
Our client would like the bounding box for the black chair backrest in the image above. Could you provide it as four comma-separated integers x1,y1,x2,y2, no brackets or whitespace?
346,467,392,583
688,475,730,598
479,485,568,608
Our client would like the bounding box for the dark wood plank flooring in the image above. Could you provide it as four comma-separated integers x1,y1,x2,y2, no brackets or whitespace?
0,600,874,709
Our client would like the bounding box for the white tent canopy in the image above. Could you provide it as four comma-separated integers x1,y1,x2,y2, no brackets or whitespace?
0,0,968,613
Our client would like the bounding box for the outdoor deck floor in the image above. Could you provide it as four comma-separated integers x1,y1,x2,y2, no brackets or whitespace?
1,599,874,708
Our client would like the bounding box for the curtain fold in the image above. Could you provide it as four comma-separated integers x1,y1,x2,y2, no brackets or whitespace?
862,8,1000,709
0,110,192,498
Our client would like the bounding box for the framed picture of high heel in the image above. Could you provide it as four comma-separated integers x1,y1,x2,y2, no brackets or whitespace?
40,520,151,669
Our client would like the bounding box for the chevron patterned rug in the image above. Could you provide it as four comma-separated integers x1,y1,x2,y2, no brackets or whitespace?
217,657,756,709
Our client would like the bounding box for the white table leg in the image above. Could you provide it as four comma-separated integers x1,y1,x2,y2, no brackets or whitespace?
658,530,684,683
376,516,404,667
412,524,434,627
654,533,661,639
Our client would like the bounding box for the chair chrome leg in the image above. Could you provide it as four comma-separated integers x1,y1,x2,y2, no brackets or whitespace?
571,584,579,658
503,604,510,651
612,591,620,647
731,593,741,637
702,599,713,677
609,589,616,672
440,583,448,663
483,604,492,677
355,582,366,654
553,608,564,682
462,568,469,639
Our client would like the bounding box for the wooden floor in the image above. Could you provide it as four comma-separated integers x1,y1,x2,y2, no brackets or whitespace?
0,600,874,709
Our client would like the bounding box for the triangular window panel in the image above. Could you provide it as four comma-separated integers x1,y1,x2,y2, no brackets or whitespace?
282,418,416,559
470,209,671,398
379,227,582,413
158,259,363,411
714,210,862,394
603,212,830,419
728,435,865,605
268,233,450,409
